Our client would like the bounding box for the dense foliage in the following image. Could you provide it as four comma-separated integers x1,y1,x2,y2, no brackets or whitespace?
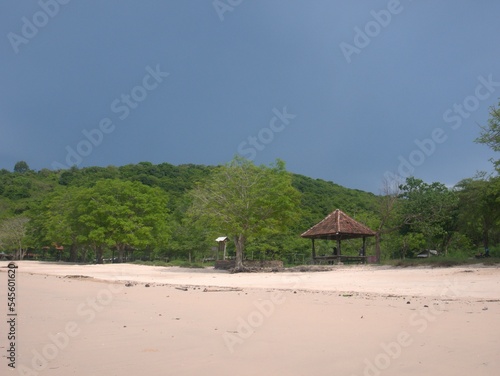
1,98,500,265
476,100,500,170
0,159,382,262
190,158,301,269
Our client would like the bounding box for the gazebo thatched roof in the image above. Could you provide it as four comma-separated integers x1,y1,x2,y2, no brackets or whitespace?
301,209,376,240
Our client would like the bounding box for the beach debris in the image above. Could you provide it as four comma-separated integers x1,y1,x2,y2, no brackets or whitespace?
64,275,92,279
202,287,242,292
125,282,134,287
482,307,488,311
407,301,411,304
145,284,150,287
175,287,188,291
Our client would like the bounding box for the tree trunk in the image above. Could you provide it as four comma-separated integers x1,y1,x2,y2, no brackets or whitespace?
401,238,407,260
442,232,453,257
81,247,88,263
234,234,245,271
375,233,381,263
15,238,26,260
483,225,490,249
16,248,25,260
117,244,125,263
95,246,104,264
69,243,78,262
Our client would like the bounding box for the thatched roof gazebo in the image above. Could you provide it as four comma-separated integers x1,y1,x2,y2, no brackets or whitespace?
301,209,376,264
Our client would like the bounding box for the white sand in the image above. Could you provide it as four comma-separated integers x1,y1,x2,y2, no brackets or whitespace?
1,261,499,375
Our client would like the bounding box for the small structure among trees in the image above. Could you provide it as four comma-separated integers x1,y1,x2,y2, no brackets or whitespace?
215,236,229,260
301,209,376,264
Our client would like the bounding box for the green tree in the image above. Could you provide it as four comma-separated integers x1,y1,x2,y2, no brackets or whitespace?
398,232,426,259
2,176,32,200
373,178,406,261
476,99,500,170
77,180,170,263
41,186,89,261
0,216,30,259
169,215,215,262
455,176,500,250
190,157,301,270
399,177,458,254
13,161,30,174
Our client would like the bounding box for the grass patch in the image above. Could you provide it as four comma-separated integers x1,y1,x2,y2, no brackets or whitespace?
382,257,500,268
481,258,500,266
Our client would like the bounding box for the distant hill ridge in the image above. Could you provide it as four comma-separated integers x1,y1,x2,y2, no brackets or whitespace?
0,161,379,225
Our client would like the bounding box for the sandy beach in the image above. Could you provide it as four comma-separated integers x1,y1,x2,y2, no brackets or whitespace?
1,261,499,376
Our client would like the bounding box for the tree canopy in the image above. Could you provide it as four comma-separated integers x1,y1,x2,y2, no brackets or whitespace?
476,100,500,170
0,127,499,265
13,161,30,174
190,158,301,270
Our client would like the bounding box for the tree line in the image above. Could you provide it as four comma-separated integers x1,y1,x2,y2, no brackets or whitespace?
1,100,499,264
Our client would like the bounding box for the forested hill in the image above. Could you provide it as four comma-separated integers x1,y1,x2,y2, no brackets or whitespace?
292,174,377,225
2,160,499,262
0,161,378,227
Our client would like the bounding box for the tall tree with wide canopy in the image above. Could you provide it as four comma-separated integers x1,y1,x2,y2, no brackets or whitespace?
190,157,301,270
399,177,458,254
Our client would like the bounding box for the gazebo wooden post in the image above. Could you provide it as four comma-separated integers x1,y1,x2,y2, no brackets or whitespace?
312,239,316,262
362,237,366,263
337,238,342,265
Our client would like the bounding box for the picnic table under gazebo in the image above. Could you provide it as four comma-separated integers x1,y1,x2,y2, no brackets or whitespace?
301,209,376,264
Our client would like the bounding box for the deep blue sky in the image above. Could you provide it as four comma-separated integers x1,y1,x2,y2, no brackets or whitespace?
1,0,499,193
